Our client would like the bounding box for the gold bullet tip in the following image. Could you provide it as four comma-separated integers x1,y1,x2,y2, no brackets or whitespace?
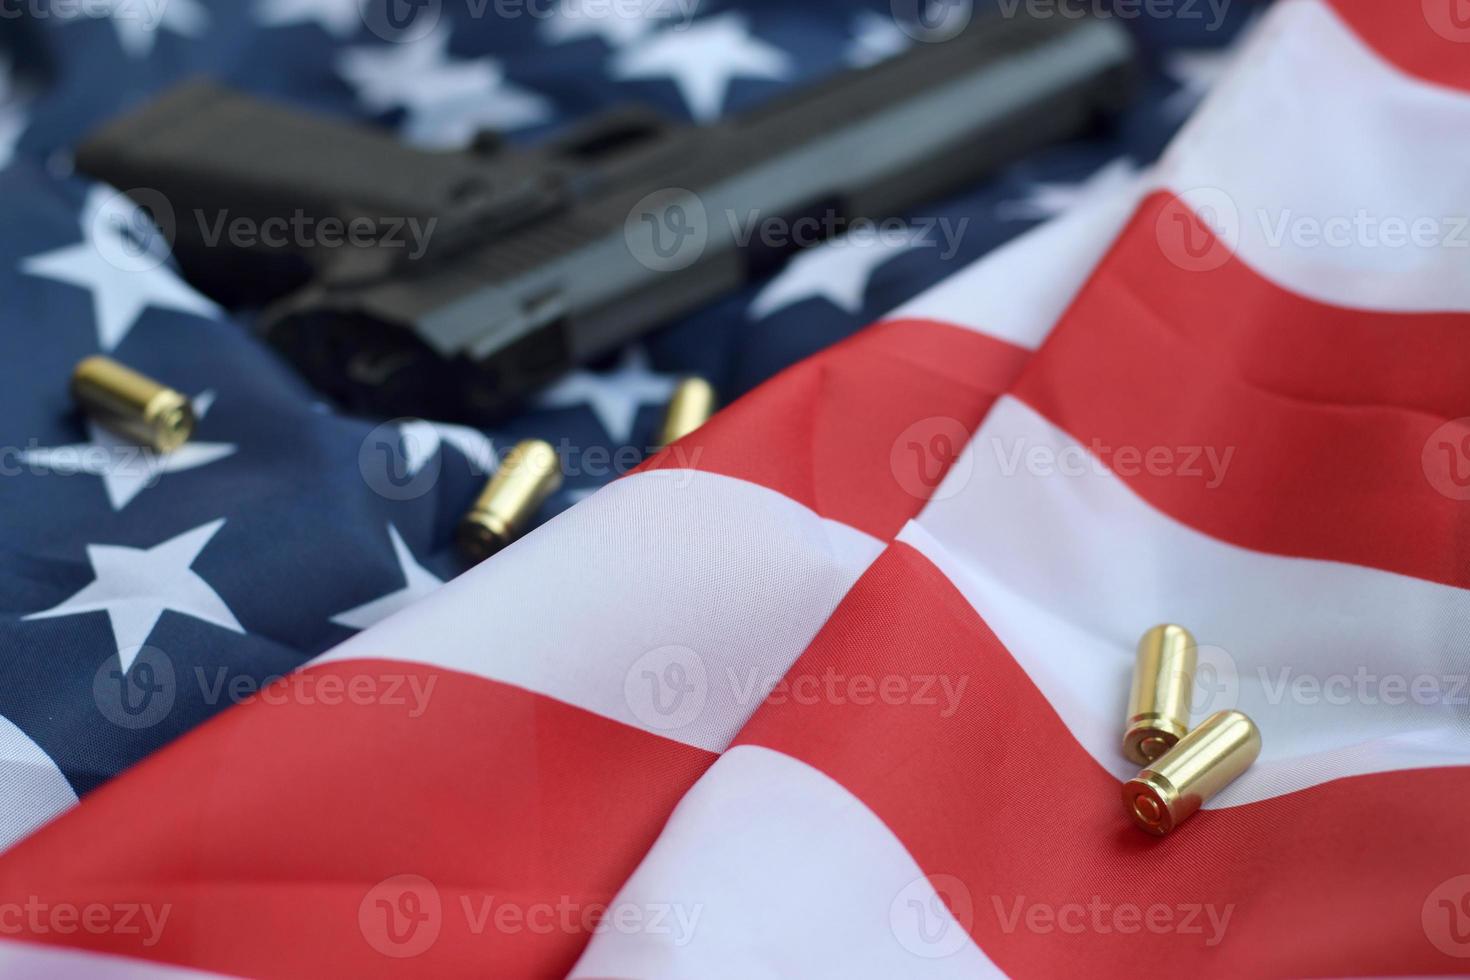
1122,624,1198,766
656,377,717,448
457,439,563,564
71,355,194,453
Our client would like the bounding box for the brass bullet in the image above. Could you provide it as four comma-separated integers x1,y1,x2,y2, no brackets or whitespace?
655,377,716,448
70,355,194,453
1123,624,1197,765
1123,709,1262,836
457,439,562,563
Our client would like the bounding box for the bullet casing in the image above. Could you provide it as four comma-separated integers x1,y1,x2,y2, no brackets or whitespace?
655,377,716,449
458,439,562,562
1123,709,1262,836
70,356,194,453
1124,624,1197,765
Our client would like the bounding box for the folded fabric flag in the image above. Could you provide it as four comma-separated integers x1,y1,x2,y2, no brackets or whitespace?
0,2,1465,976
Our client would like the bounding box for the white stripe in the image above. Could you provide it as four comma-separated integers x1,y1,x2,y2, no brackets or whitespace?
1155,0,1470,313
904,397,1470,807
894,0,1470,338
0,715,77,851
570,744,1001,980
318,470,883,753
886,168,1142,349
0,942,225,979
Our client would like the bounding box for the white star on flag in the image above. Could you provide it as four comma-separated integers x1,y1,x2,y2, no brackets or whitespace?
996,158,1142,222
541,0,685,47
845,10,911,67
20,392,235,510
1163,49,1233,117
25,519,243,671
57,0,209,58
337,27,553,148
537,347,677,444
749,228,925,319
1161,11,1261,118
20,187,219,351
0,54,32,171
0,104,28,171
253,0,363,37
396,419,496,479
329,525,443,631
612,12,791,122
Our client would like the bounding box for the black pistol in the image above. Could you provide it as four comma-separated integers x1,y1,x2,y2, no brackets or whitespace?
76,10,1135,423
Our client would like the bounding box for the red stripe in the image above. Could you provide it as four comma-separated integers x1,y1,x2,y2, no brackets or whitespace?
1328,0,1470,92
0,663,715,979
1009,192,1470,589
640,318,1031,541
1113,192,1470,418
735,543,1470,976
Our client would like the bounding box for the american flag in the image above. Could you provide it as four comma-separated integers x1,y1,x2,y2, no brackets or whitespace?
2,0,1467,975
